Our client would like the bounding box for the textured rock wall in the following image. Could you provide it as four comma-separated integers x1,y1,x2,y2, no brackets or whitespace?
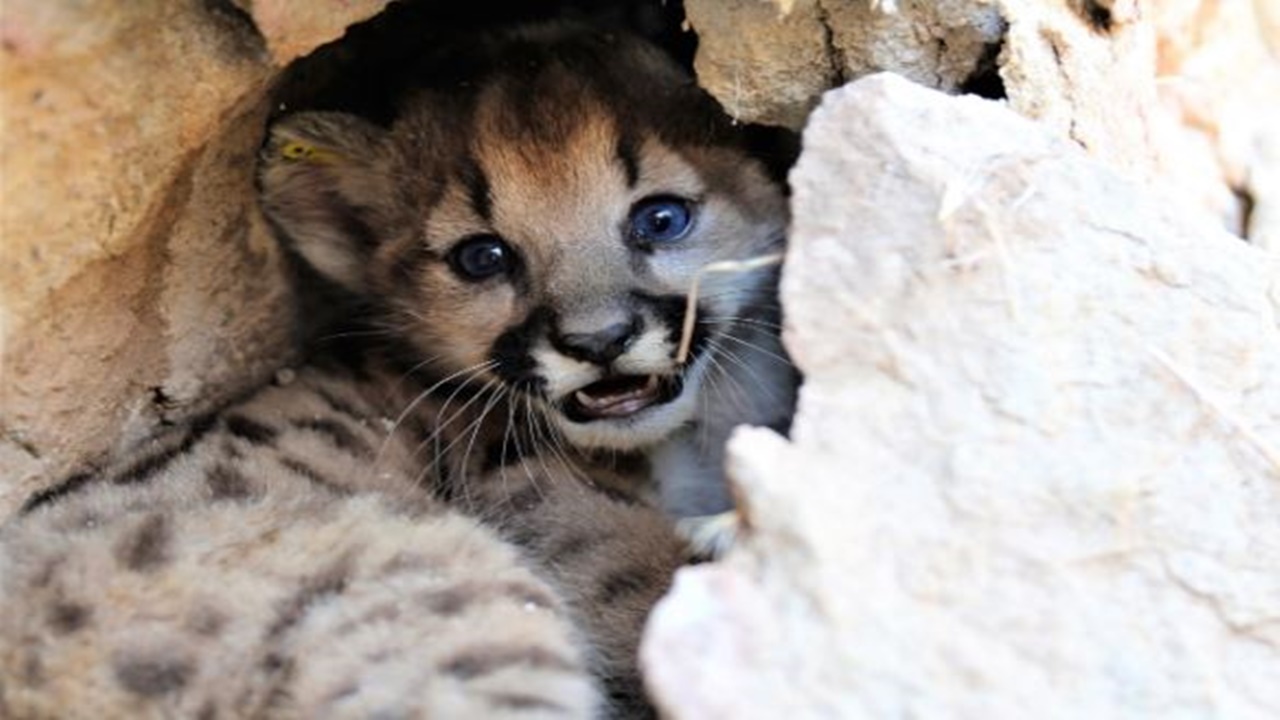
0,1,390,514
685,0,1279,244
643,73,1280,720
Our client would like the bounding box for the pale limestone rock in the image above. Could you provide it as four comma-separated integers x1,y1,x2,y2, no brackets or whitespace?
1149,0,1280,248
642,74,1280,719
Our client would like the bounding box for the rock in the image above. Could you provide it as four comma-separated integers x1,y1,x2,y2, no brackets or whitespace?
681,0,839,129
684,0,1279,243
0,2,292,513
642,74,1280,719
239,0,392,64
1148,0,1280,248
684,0,1155,177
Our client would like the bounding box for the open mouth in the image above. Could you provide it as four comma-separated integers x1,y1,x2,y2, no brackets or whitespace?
563,373,683,422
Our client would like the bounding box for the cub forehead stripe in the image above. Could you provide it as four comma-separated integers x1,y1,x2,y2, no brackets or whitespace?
615,130,640,188
458,155,494,223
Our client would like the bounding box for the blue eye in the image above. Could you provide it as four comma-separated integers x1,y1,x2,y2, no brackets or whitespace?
449,234,514,281
628,197,693,246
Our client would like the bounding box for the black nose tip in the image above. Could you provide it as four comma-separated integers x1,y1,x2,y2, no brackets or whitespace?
555,319,639,365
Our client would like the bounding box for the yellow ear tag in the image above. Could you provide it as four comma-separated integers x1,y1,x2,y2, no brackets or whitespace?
280,141,341,164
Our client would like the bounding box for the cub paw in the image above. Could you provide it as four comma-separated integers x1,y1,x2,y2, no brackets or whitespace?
675,511,741,560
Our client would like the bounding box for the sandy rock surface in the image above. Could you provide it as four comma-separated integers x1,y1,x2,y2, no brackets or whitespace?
0,1,344,513
234,0,391,64
642,73,1280,719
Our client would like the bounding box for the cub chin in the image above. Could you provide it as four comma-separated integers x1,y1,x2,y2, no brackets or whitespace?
260,23,797,555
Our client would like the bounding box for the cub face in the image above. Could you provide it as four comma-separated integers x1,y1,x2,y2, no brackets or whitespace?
260,25,789,451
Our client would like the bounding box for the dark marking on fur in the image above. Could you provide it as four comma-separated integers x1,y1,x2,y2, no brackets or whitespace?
441,645,576,680
481,437,532,474
112,444,186,486
504,523,547,550
256,652,298,715
114,413,217,486
504,483,545,512
208,463,253,500
187,606,228,637
267,558,351,639
31,556,65,590
459,155,493,223
486,692,568,713
420,584,483,617
605,675,656,720
420,580,556,617
22,651,44,687
631,290,700,350
21,471,94,514
432,455,458,503
314,385,367,420
280,456,350,495
197,701,218,720
388,236,436,287
546,530,607,563
594,480,643,507
116,514,171,572
292,417,373,458
380,551,434,577
224,414,278,445
113,653,192,697
48,602,91,635
489,306,553,387
616,129,641,187
261,652,289,672
596,565,654,605
322,187,381,253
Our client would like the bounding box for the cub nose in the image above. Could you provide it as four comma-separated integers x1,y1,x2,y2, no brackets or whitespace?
554,318,640,365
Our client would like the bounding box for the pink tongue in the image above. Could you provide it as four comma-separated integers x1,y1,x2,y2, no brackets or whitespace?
574,376,659,417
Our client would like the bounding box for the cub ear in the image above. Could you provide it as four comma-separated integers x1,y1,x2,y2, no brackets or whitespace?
258,112,395,292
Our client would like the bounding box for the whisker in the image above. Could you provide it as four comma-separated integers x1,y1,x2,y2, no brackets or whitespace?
458,386,509,500
701,342,752,414
374,360,494,471
698,316,783,332
416,378,504,502
706,342,790,413
508,395,545,504
523,394,566,492
677,253,784,364
532,401,591,486
713,332,793,368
